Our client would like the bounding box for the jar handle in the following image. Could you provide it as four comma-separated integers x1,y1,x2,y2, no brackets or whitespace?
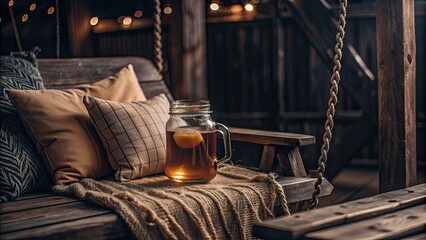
215,123,232,169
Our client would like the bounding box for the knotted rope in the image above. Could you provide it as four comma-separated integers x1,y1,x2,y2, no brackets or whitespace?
153,0,164,74
309,0,347,210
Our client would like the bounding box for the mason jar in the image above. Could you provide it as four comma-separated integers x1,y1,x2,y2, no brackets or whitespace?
165,100,231,183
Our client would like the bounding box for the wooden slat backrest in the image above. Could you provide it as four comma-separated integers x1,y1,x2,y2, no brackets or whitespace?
37,57,173,101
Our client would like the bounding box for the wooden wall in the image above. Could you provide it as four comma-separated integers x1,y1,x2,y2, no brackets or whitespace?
204,1,425,175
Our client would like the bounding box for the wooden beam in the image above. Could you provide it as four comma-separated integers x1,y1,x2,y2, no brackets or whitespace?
170,0,207,99
67,0,93,57
377,0,417,192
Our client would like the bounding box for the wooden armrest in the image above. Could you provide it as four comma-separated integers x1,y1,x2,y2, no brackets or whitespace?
228,127,315,147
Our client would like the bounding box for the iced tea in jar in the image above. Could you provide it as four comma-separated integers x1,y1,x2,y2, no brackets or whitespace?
165,100,231,183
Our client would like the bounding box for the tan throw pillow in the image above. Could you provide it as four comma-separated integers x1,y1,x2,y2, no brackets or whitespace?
6,64,146,185
84,94,169,182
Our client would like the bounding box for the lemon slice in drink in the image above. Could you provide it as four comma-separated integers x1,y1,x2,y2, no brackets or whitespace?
173,128,204,149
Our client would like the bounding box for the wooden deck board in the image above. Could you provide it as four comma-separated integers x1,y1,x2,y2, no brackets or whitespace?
1,213,129,240
253,184,426,239
305,204,426,240
1,195,79,214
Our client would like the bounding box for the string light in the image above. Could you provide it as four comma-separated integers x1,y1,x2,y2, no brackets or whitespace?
122,17,132,26
8,0,14,7
90,17,99,26
210,3,219,11
164,7,172,14
22,14,28,22
230,4,243,13
244,3,254,11
134,10,143,18
47,7,55,15
30,3,36,11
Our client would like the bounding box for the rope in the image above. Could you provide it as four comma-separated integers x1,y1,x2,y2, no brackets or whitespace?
309,0,347,210
8,4,22,52
55,0,60,58
153,0,164,74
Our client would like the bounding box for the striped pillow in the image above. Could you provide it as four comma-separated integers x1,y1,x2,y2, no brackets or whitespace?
84,94,169,181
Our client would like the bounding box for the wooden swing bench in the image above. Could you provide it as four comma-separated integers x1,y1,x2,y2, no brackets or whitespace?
0,57,333,239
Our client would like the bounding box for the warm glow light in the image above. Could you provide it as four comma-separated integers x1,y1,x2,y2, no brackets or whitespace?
134,10,143,18
8,0,14,7
30,3,36,11
244,3,254,11
210,3,219,11
230,4,243,13
172,171,185,180
47,7,55,15
22,14,28,22
90,17,99,26
163,6,172,15
122,17,132,26
252,0,260,3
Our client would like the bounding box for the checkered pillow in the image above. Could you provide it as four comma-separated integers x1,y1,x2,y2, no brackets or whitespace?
84,94,169,181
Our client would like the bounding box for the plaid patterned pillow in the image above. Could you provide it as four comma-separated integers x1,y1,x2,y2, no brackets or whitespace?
84,94,169,181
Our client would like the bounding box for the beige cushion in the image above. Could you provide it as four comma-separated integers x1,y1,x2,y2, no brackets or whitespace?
84,94,169,181
6,64,146,185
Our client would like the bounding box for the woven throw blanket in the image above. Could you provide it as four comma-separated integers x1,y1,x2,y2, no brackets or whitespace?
52,165,289,240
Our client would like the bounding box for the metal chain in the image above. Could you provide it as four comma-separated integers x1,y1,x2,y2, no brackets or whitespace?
8,4,23,52
153,0,164,74
309,0,347,210
55,0,60,58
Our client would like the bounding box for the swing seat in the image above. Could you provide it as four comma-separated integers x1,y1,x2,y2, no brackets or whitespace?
0,57,333,239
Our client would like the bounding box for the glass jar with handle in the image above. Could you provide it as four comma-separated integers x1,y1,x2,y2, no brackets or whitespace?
165,100,231,182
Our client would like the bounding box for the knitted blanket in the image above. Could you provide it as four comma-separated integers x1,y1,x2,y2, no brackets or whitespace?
53,165,289,240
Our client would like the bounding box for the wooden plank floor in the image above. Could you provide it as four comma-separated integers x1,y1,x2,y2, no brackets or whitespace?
319,161,426,207
0,176,332,239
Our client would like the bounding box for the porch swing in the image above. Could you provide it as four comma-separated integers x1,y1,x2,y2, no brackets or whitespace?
1,0,353,239
10,0,340,207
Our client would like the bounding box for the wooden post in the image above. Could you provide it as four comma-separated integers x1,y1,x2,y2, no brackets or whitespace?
377,0,416,192
67,0,93,57
170,0,207,99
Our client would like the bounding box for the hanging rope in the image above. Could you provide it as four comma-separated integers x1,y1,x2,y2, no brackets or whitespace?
153,0,164,74
309,0,347,210
8,4,23,52
55,0,60,58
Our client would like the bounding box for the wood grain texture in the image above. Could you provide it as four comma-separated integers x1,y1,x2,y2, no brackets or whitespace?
0,213,129,240
0,201,101,224
305,204,426,240
1,204,110,234
253,184,426,239
259,145,276,173
229,127,315,146
277,147,307,177
276,177,333,204
14,192,55,201
376,0,417,192
0,195,79,214
38,57,174,101
170,0,207,99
